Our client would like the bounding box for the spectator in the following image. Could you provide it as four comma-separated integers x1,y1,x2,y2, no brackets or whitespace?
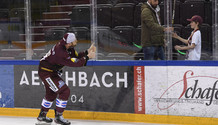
141,0,173,60
172,15,203,60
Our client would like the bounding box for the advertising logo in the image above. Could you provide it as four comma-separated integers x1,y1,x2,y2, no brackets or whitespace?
15,65,134,113
134,66,145,114
19,70,128,88
155,70,218,110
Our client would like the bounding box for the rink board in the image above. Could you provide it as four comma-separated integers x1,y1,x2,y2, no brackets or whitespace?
0,65,14,108
0,60,218,125
144,66,218,118
14,65,134,113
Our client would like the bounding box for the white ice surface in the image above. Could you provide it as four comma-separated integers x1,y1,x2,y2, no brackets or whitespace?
0,116,173,125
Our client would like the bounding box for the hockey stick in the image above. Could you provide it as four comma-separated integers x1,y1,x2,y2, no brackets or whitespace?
133,42,142,49
177,50,186,55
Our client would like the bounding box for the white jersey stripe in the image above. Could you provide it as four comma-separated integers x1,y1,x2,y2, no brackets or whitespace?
45,77,59,92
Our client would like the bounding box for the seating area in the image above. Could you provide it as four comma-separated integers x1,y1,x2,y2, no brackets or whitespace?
0,48,45,60
0,0,214,60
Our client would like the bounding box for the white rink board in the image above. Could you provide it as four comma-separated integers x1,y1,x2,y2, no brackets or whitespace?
145,66,218,118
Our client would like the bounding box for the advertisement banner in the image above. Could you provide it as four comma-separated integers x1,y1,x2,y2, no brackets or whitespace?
14,65,134,113
134,66,145,114
0,65,14,108
145,66,218,118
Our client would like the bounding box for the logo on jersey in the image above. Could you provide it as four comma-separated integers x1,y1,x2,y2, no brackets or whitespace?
58,80,65,88
45,77,58,92
71,58,78,63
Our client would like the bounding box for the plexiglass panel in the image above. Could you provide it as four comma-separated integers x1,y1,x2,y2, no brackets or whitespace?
0,0,216,60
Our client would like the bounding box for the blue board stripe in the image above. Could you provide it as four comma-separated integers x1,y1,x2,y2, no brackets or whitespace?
0,60,218,66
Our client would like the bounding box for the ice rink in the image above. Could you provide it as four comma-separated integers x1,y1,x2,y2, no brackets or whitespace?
0,116,174,125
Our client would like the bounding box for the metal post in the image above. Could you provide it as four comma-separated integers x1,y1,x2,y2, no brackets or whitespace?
165,0,172,60
213,0,218,60
25,0,32,60
90,0,98,60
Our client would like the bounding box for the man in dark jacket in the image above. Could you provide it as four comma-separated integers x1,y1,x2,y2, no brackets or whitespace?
141,0,173,60
36,33,96,125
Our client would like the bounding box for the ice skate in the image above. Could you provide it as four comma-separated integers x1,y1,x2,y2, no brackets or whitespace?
35,121,52,125
54,109,71,125
36,110,53,125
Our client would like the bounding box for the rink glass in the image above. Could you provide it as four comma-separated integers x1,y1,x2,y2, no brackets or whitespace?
0,0,217,60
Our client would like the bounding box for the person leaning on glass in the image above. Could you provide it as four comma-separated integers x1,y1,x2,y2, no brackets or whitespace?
172,15,203,60
141,0,173,60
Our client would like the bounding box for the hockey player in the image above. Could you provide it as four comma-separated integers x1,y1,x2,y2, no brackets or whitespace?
36,33,96,125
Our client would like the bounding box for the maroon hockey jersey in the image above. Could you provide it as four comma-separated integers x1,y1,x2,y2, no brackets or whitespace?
39,34,89,72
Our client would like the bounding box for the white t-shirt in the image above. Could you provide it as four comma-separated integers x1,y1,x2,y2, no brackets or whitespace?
187,30,201,60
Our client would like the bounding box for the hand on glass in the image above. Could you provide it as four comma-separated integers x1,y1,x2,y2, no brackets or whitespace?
172,32,179,39
87,51,96,59
88,43,96,54
164,27,174,32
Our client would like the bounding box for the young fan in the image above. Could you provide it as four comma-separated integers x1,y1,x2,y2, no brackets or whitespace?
173,15,203,60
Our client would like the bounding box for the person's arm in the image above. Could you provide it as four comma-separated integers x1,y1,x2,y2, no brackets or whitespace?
174,43,196,50
77,50,88,58
55,49,93,67
172,32,189,45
